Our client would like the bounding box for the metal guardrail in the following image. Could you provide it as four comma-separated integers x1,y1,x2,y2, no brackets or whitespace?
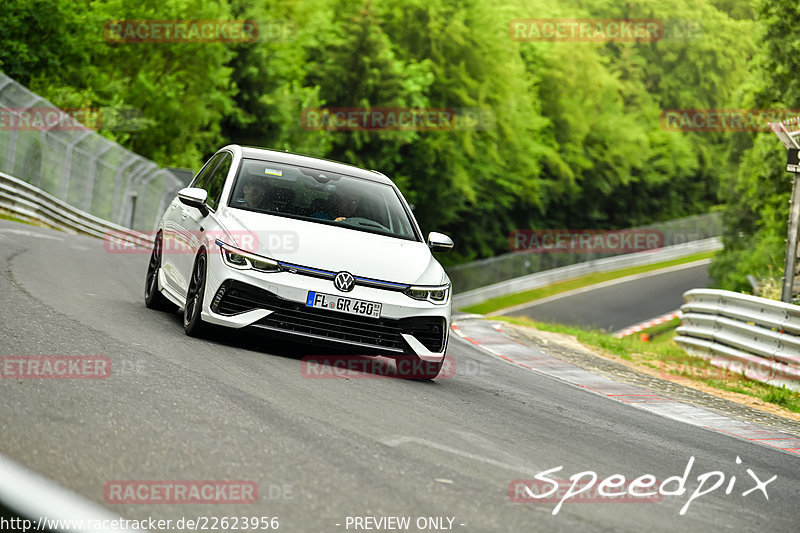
0,171,151,248
453,237,722,309
675,289,800,392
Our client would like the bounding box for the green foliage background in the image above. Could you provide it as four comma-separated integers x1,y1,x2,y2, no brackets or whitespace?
1,0,795,281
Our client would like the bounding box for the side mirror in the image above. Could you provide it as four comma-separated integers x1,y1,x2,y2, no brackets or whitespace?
427,231,454,252
178,187,209,217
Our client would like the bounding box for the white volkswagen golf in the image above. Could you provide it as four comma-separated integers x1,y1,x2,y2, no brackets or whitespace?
145,145,454,378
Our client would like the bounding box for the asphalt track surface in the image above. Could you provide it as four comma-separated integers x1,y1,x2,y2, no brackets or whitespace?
502,262,712,332
0,219,798,532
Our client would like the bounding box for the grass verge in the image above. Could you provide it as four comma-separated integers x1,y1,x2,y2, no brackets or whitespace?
636,317,680,344
0,210,59,231
495,315,800,415
461,250,717,315
0,212,31,225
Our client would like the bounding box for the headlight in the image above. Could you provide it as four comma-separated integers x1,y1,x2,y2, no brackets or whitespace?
404,284,450,304
223,249,248,268
216,240,281,273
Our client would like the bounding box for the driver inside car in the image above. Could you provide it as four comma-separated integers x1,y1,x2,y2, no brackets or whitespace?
333,193,359,222
309,191,359,222
241,176,269,209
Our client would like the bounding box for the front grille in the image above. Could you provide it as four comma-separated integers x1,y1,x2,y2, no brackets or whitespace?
212,280,446,354
399,316,446,352
213,281,271,316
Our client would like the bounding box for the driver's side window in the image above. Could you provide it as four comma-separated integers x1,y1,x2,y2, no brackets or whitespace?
190,152,231,211
192,153,225,191
204,153,232,210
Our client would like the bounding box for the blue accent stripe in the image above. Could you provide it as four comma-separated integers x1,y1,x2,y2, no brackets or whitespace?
353,276,410,289
273,260,410,291
278,261,336,277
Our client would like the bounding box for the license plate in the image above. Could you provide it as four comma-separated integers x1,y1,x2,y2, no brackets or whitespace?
305,291,381,318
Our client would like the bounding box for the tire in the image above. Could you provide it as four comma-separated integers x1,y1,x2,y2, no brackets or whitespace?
184,250,209,337
394,355,444,380
145,232,178,312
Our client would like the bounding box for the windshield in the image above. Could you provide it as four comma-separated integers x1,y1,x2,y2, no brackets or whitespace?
228,158,418,241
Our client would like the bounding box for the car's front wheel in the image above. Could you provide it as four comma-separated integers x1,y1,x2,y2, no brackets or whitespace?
184,250,208,337
145,232,177,312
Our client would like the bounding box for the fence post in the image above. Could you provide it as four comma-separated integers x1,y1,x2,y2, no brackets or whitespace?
59,130,92,201
783,172,800,302
769,118,800,303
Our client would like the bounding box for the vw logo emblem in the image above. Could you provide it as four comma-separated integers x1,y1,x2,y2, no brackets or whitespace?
334,271,355,292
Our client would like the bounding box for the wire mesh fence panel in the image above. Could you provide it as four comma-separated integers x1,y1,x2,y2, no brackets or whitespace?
40,135,69,197
0,72,184,230
91,159,121,221
10,131,45,189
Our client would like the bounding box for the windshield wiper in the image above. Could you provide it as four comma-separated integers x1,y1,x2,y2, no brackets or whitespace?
351,220,386,229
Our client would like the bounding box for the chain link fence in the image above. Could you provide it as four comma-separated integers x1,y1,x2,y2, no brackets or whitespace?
0,72,184,230
446,212,723,293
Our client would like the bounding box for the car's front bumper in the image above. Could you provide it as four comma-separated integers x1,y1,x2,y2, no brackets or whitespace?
200,258,450,360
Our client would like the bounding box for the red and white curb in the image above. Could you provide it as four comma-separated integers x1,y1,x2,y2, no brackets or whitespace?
612,309,681,338
451,317,800,457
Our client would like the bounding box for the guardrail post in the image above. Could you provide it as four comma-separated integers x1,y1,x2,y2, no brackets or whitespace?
111,156,140,226
127,192,138,228
116,161,152,227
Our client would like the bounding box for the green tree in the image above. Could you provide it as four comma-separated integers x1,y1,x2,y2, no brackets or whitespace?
710,0,800,292
222,0,331,156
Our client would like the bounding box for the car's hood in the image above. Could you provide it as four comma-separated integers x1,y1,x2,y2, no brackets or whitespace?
216,208,447,285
